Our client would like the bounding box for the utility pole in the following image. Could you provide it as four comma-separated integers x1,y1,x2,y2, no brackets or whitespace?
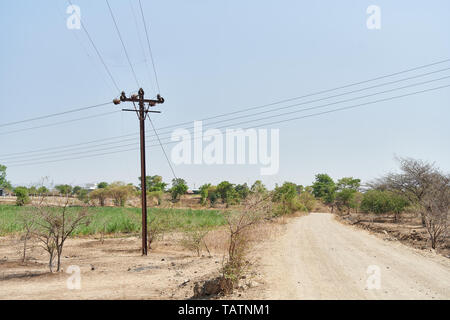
113,88,164,255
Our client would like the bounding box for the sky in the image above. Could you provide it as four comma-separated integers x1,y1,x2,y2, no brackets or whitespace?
0,0,449,189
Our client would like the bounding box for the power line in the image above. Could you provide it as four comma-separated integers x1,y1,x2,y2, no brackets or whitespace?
4,83,449,167
129,0,156,94
148,117,177,180
138,0,161,93
0,110,121,136
1,68,449,158
0,101,112,128
106,0,141,88
53,2,116,94
2,58,448,133
67,0,121,92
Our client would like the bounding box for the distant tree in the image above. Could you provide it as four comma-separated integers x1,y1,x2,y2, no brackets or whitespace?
97,182,108,189
72,186,82,196
14,187,30,206
298,188,316,212
90,188,108,207
312,173,336,211
0,164,11,190
207,186,219,206
312,174,334,197
107,182,134,207
335,177,361,214
296,184,304,194
55,184,72,196
217,181,238,206
37,186,49,195
76,189,89,203
235,183,250,200
272,182,298,215
361,190,409,222
250,180,267,194
199,183,212,205
139,175,167,192
169,178,188,201
370,157,441,226
28,186,38,197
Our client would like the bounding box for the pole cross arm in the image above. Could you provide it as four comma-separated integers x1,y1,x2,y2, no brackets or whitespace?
113,91,165,106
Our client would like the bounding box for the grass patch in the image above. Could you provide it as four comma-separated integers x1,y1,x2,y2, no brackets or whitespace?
0,205,226,236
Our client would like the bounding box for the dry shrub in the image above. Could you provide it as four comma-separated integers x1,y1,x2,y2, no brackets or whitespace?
221,193,272,288
203,228,229,253
31,196,91,272
180,228,211,257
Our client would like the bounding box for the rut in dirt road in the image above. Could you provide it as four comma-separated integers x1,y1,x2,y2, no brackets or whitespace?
260,213,450,299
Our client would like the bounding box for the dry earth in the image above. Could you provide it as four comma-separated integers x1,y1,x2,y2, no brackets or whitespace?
236,213,450,299
0,234,227,300
1,213,449,300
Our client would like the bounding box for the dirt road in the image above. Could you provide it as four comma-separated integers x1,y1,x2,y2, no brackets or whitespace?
257,213,450,299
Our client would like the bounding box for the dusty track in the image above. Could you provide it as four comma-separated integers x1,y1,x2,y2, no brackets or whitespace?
257,213,450,299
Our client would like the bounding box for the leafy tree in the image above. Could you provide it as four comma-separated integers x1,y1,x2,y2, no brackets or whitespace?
199,183,212,205
55,184,72,196
250,180,267,194
97,182,109,189
0,164,11,190
361,190,409,221
90,188,108,206
72,186,82,196
76,189,89,203
235,183,250,200
272,182,298,215
28,186,38,197
169,178,188,201
217,181,238,206
139,175,167,192
298,188,316,212
335,177,361,214
312,173,336,211
14,186,30,206
207,186,220,206
296,184,304,194
312,174,335,198
107,182,134,207
37,186,49,195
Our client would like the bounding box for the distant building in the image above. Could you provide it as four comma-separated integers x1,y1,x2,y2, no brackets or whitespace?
0,188,4,197
84,183,98,191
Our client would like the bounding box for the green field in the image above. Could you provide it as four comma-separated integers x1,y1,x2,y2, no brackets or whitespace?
0,205,226,236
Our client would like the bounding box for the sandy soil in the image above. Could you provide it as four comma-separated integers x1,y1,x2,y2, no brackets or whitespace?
0,235,225,300
1,213,448,300
240,213,450,300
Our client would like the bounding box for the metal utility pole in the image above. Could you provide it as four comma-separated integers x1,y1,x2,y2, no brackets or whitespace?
113,88,164,255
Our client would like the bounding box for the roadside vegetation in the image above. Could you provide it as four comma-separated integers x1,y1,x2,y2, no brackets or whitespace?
0,156,447,295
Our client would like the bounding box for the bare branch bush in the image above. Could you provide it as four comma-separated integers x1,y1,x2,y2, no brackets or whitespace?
148,216,167,250
370,157,437,226
221,193,272,289
31,196,91,272
419,173,449,249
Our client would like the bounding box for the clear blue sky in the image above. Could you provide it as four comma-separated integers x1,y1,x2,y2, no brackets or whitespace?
0,0,449,189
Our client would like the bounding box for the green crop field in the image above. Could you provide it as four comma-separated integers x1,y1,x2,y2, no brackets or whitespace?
0,205,226,236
